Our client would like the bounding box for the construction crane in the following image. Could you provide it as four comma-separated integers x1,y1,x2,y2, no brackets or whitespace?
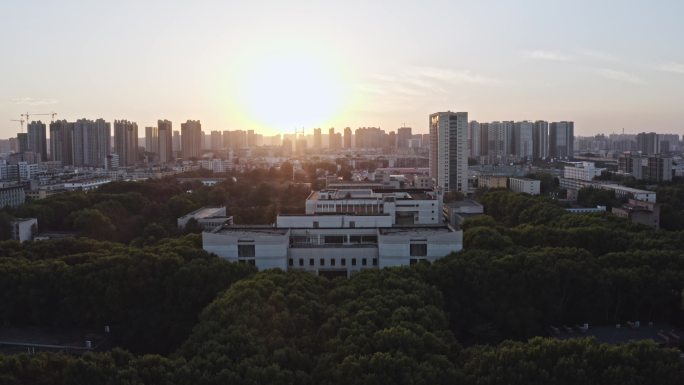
10,119,25,133
21,112,58,123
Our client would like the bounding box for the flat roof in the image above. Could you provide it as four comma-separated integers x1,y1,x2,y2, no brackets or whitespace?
446,199,483,208
212,227,289,236
181,207,225,219
379,226,455,235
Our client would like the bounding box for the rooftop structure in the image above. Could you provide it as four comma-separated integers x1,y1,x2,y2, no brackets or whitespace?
177,206,233,230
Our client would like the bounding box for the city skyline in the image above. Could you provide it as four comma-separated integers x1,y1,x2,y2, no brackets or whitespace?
2,1,684,138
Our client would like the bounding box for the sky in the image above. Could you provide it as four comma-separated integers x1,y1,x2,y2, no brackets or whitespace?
1,0,683,138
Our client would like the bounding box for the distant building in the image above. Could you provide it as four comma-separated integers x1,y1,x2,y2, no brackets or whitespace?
27,121,47,161
549,121,574,159
509,177,540,195
114,120,139,167
181,120,202,159
49,120,73,164
178,206,233,230
429,111,468,193
533,121,549,160
444,199,484,228
0,185,26,208
145,126,159,154
343,127,352,149
11,218,37,242
618,153,672,182
513,121,534,160
72,118,111,168
478,174,508,189
612,199,660,229
397,127,412,149
313,128,322,151
564,162,605,181
158,120,174,164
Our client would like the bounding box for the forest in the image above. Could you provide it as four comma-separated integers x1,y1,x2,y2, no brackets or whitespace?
0,171,683,384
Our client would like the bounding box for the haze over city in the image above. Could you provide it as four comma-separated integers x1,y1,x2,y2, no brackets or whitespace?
2,0,684,138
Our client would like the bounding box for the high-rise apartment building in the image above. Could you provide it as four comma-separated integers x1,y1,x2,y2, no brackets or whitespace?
487,121,508,163
313,128,322,151
27,121,47,161
157,120,173,164
397,127,412,149
72,118,111,168
549,121,574,159
17,133,29,154
429,111,468,193
513,121,534,160
533,120,549,160
636,132,659,155
172,130,181,154
181,120,202,159
145,126,159,154
114,120,139,167
468,121,480,158
210,130,223,150
329,127,342,149
343,127,352,149
49,120,73,164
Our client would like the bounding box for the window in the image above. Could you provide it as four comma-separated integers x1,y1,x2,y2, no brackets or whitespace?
349,221,355,228
351,258,357,266
299,258,304,267
238,244,255,258
331,258,336,266
324,235,345,244
372,258,378,266
320,258,325,266
410,243,427,257
341,258,346,266
288,258,293,266
362,258,367,266
313,221,319,228
309,258,314,266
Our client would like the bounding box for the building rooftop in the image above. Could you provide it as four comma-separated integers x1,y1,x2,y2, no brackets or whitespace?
179,207,226,220
379,226,456,236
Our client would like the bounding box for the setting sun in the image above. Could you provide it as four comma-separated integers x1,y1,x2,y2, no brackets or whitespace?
229,51,349,134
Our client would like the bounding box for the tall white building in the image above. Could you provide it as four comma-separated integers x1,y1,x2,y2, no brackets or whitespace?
429,111,468,193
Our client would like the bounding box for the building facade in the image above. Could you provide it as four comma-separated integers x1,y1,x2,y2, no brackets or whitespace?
429,111,468,193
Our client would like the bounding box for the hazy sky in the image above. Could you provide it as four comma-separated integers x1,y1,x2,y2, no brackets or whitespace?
2,0,683,138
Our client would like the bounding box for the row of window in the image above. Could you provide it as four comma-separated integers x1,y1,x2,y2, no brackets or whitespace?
288,257,378,268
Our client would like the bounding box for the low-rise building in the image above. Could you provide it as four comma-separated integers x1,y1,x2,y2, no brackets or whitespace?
178,206,233,230
564,162,605,181
443,199,484,228
612,199,660,229
509,177,541,195
0,184,26,208
11,218,37,242
477,174,509,189
203,215,462,277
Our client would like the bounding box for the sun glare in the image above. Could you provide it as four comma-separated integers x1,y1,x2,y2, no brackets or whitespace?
230,52,349,134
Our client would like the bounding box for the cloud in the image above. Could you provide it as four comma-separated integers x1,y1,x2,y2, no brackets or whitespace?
577,49,617,62
11,97,58,106
414,67,503,85
657,62,684,74
522,50,573,62
596,68,645,84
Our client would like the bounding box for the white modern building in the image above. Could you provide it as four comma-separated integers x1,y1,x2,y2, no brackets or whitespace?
564,162,605,181
178,206,233,230
204,215,462,277
11,218,37,242
509,177,541,195
429,111,468,193
305,188,442,226
203,187,463,277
